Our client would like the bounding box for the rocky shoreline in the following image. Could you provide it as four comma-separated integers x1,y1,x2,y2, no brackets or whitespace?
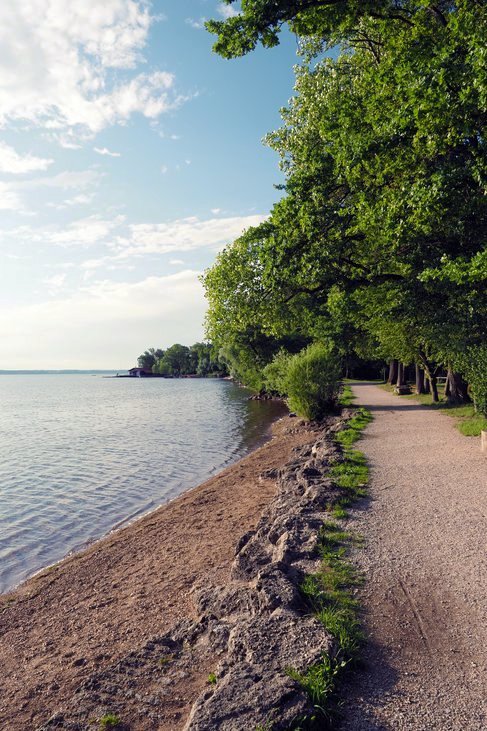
0,415,315,729
35,413,350,730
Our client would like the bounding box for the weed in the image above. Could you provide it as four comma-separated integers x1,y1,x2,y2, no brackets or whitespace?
207,672,217,685
287,655,346,726
158,654,174,667
99,714,121,730
255,720,275,731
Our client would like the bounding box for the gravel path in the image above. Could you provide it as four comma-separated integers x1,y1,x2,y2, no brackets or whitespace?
341,383,487,731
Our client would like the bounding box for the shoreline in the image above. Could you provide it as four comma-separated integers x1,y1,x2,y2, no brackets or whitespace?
2,398,287,597
0,413,316,730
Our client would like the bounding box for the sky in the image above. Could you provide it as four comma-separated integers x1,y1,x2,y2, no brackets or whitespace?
0,0,298,369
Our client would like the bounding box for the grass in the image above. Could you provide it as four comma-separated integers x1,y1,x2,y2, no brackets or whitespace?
158,654,174,667
99,714,121,731
457,415,487,436
285,384,371,730
207,672,217,685
382,383,487,436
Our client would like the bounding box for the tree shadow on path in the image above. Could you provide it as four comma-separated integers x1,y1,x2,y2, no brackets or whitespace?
338,637,399,730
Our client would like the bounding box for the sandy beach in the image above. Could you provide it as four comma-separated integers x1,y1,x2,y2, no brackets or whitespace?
0,414,315,730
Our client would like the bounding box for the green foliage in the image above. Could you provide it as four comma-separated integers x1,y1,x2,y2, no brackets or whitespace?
262,349,293,395
335,409,373,447
338,385,355,407
287,655,346,726
289,403,370,729
207,672,217,685
137,347,163,371
99,714,121,731
206,0,417,59
283,343,341,420
137,342,228,378
203,2,486,404
455,346,487,416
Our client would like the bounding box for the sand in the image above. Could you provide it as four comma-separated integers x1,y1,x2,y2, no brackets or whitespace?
0,414,315,730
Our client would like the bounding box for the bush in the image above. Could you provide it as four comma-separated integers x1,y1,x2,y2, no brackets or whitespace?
262,349,293,394
266,342,341,420
457,346,487,416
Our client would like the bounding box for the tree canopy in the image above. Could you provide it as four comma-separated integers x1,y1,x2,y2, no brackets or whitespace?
137,343,228,378
203,1,486,413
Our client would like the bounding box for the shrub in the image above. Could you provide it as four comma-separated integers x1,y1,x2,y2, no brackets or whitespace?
285,343,341,420
457,346,487,416
262,349,293,395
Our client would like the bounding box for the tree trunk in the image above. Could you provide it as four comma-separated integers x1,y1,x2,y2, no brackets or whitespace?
424,376,430,394
388,359,398,385
446,369,471,404
444,373,451,398
415,364,425,394
418,349,439,402
396,362,405,387
430,374,439,402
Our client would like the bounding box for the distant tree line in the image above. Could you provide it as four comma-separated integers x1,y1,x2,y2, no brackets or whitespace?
137,343,228,378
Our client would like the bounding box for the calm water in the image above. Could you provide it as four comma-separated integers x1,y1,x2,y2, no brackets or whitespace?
0,375,285,593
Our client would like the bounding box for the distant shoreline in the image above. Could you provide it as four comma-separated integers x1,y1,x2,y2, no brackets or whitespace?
0,370,121,375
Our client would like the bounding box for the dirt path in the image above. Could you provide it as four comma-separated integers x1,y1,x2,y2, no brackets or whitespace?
341,383,487,730
0,415,315,731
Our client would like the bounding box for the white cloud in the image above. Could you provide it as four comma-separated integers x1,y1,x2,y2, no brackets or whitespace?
3,214,124,249
75,213,267,265
63,193,94,207
0,141,53,174
211,208,222,215
169,259,184,265
160,165,168,174
0,212,267,264
123,214,266,256
0,1,183,141
50,216,126,248
0,182,24,211
43,272,66,294
94,146,121,157
217,4,239,19
0,271,206,368
16,169,102,191
0,169,102,212
186,17,206,30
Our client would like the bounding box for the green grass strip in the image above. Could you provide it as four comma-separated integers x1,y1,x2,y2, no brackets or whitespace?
284,385,372,731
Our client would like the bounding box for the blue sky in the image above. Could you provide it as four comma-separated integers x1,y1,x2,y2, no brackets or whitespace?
0,0,297,368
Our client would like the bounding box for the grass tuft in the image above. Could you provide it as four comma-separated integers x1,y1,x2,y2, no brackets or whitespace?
99,714,121,731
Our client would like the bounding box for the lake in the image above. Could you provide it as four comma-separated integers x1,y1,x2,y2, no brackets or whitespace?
0,375,285,593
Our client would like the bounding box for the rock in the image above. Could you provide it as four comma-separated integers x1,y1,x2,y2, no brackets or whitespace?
184,666,311,731
36,414,346,731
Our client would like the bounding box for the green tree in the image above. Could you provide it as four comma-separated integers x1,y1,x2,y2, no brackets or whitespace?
204,2,486,400
137,348,160,371
158,344,191,376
